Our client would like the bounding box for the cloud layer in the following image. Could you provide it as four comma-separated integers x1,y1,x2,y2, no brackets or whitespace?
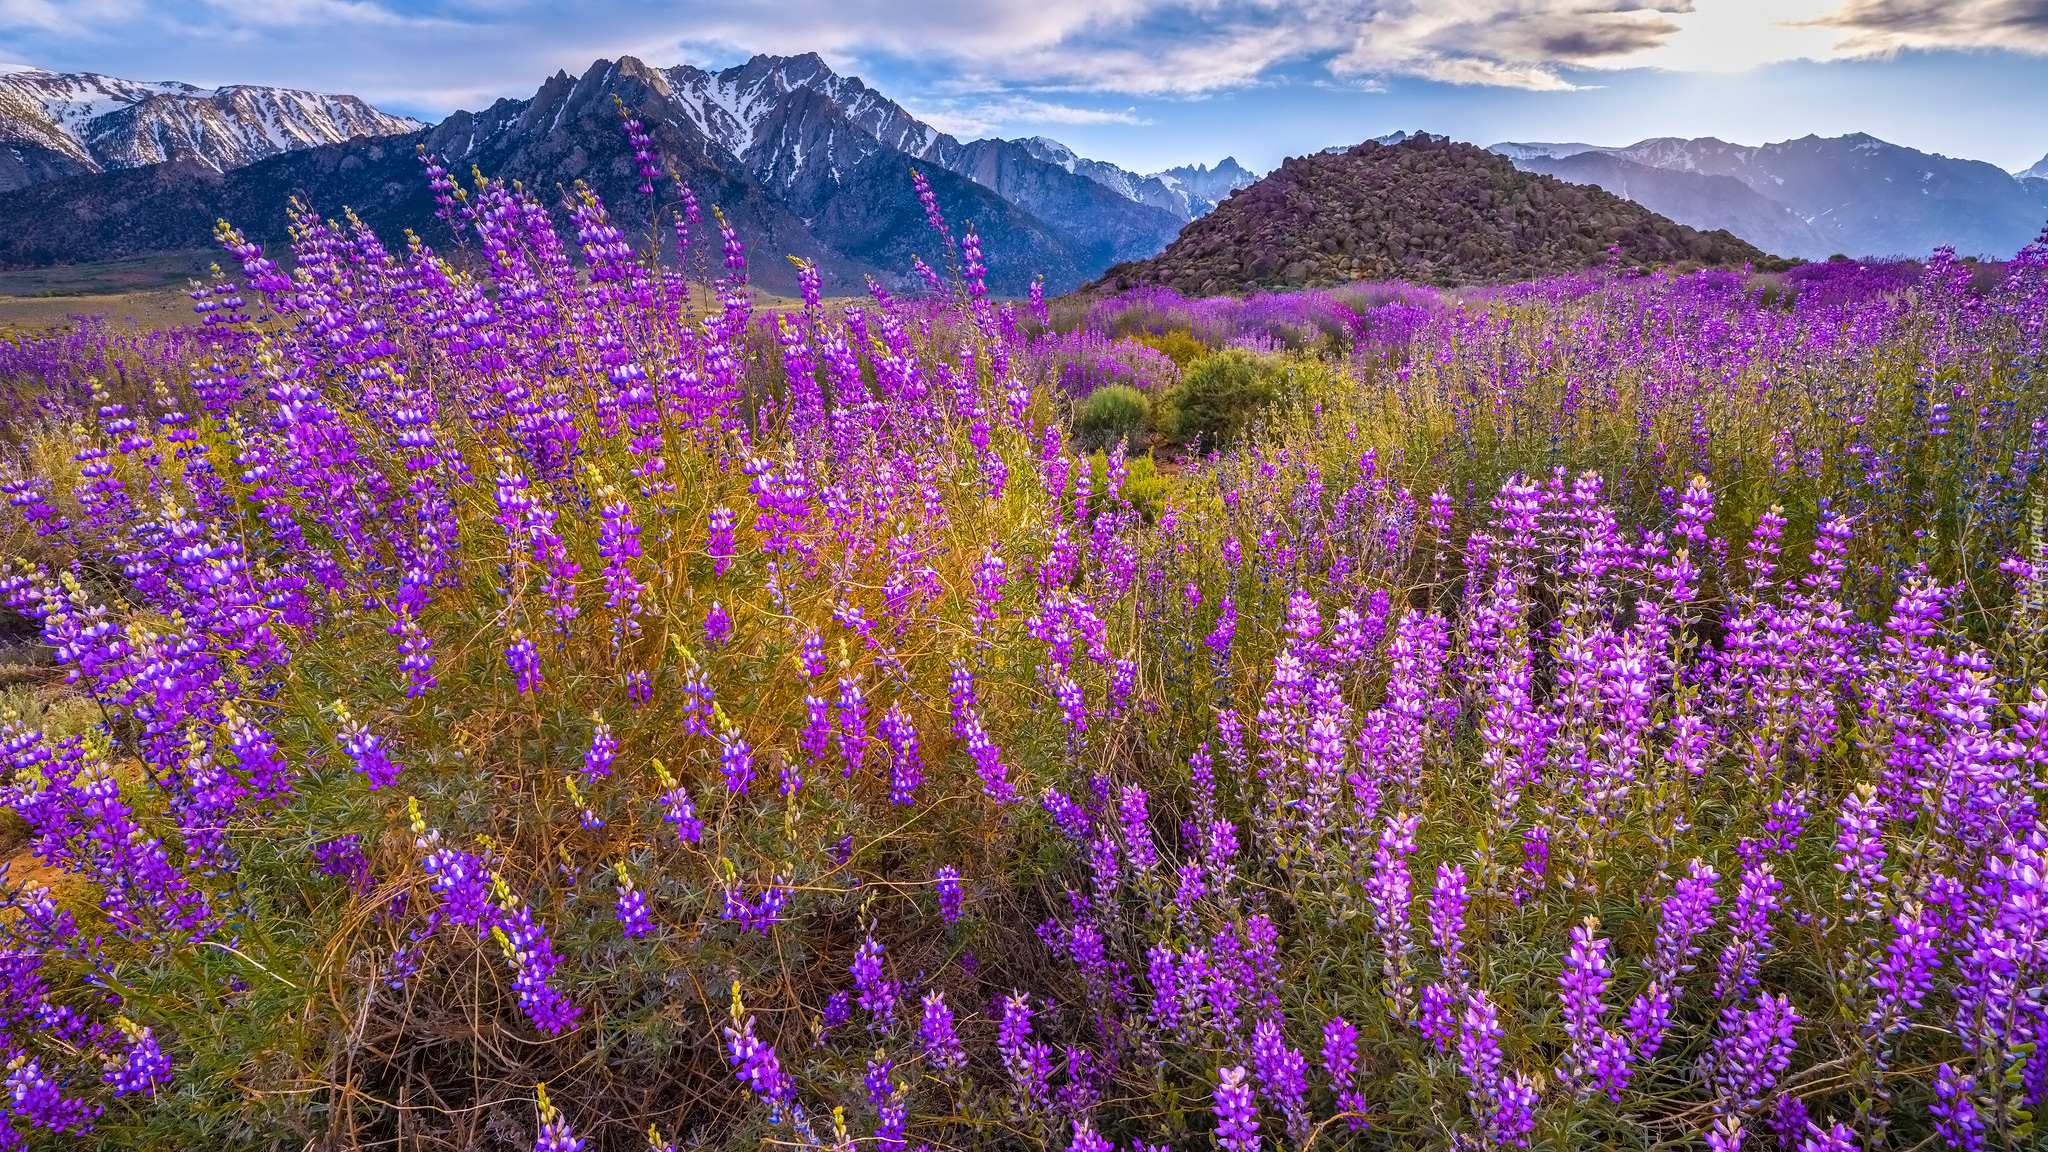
0,0,1747,107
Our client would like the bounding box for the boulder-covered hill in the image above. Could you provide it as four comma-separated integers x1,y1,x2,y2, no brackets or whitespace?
1089,133,1774,295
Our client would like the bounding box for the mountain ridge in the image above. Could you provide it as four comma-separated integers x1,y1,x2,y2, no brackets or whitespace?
0,68,423,192
1493,133,2047,258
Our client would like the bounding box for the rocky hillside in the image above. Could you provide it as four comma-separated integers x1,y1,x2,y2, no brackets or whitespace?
1090,134,1770,295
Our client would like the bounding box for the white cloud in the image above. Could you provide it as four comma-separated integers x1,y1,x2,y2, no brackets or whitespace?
910,96,1148,136
1802,0,2048,55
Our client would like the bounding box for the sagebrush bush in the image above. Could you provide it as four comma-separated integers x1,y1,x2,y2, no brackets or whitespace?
1165,346,1282,450
1074,384,1151,452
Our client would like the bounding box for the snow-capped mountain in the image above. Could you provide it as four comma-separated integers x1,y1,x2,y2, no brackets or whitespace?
0,54,1189,295
1487,141,1602,164
0,68,423,192
1491,133,2047,259
2018,152,2048,181
1010,137,1186,220
1149,157,1258,219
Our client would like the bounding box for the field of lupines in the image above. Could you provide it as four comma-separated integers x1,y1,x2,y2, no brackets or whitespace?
0,123,2046,1152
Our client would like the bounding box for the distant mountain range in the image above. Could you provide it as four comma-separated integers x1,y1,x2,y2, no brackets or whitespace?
0,58,1256,295
1492,134,2048,260
0,68,424,191
1092,133,1766,295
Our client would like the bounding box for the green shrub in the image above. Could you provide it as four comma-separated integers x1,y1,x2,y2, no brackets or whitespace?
1132,328,1209,367
1073,384,1150,453
1163,347,1281,450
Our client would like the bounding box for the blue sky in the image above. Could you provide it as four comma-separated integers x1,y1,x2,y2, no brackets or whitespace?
3,0,2046,175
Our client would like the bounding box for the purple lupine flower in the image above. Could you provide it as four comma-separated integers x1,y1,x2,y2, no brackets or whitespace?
875,1085,907,1152
1367,813,1419,1011
1458,989,1537,1148
704,600,732,647
1930,1063,1984,1152
1833,784,1888,915
707,505,737,575
584,720,617,779
615,865,653,939
1713,858,1781,1001
340,717,401,789
1867,904,1940,1035
656,763,703,844
1417,982,1458,1052
1627,859,1720,1057
998,991,1050,1106
723,1014,790,1109
312,834,373,893
102,1022,172,1095
1557,919,1630,1100
493,904,580,1034
1768,1094,1810,1149
935,865,963,923
1068,1121,1113,1152
1703,993,1800,1138
506,631,542,693
799,628,827,678
4,1056,99,1134
534,1084,584,1152
1110,656,1138,715
1251,1015,1311,1146
959,705,1013,802
1213,1065,1260,1152
1428,861,1470,972
852,933,898,1026
800,694,832,767
879,702,922,804
1321,1016,1370,1126
865,1056,896,1108
1120,785,1157,877
919,990,965,1072
1207,596,1238,656
719,730,755,794
837,674,868,776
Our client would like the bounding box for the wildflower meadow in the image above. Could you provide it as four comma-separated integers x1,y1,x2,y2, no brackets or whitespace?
1,121,2047,1152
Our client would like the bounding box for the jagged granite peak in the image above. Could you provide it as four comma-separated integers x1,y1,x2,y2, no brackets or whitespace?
1496,132,2047,258
2013,152,2048,181
0,67,423,192
1013,136,1197,220
1090,133,1766,296
1149,156,1258,218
